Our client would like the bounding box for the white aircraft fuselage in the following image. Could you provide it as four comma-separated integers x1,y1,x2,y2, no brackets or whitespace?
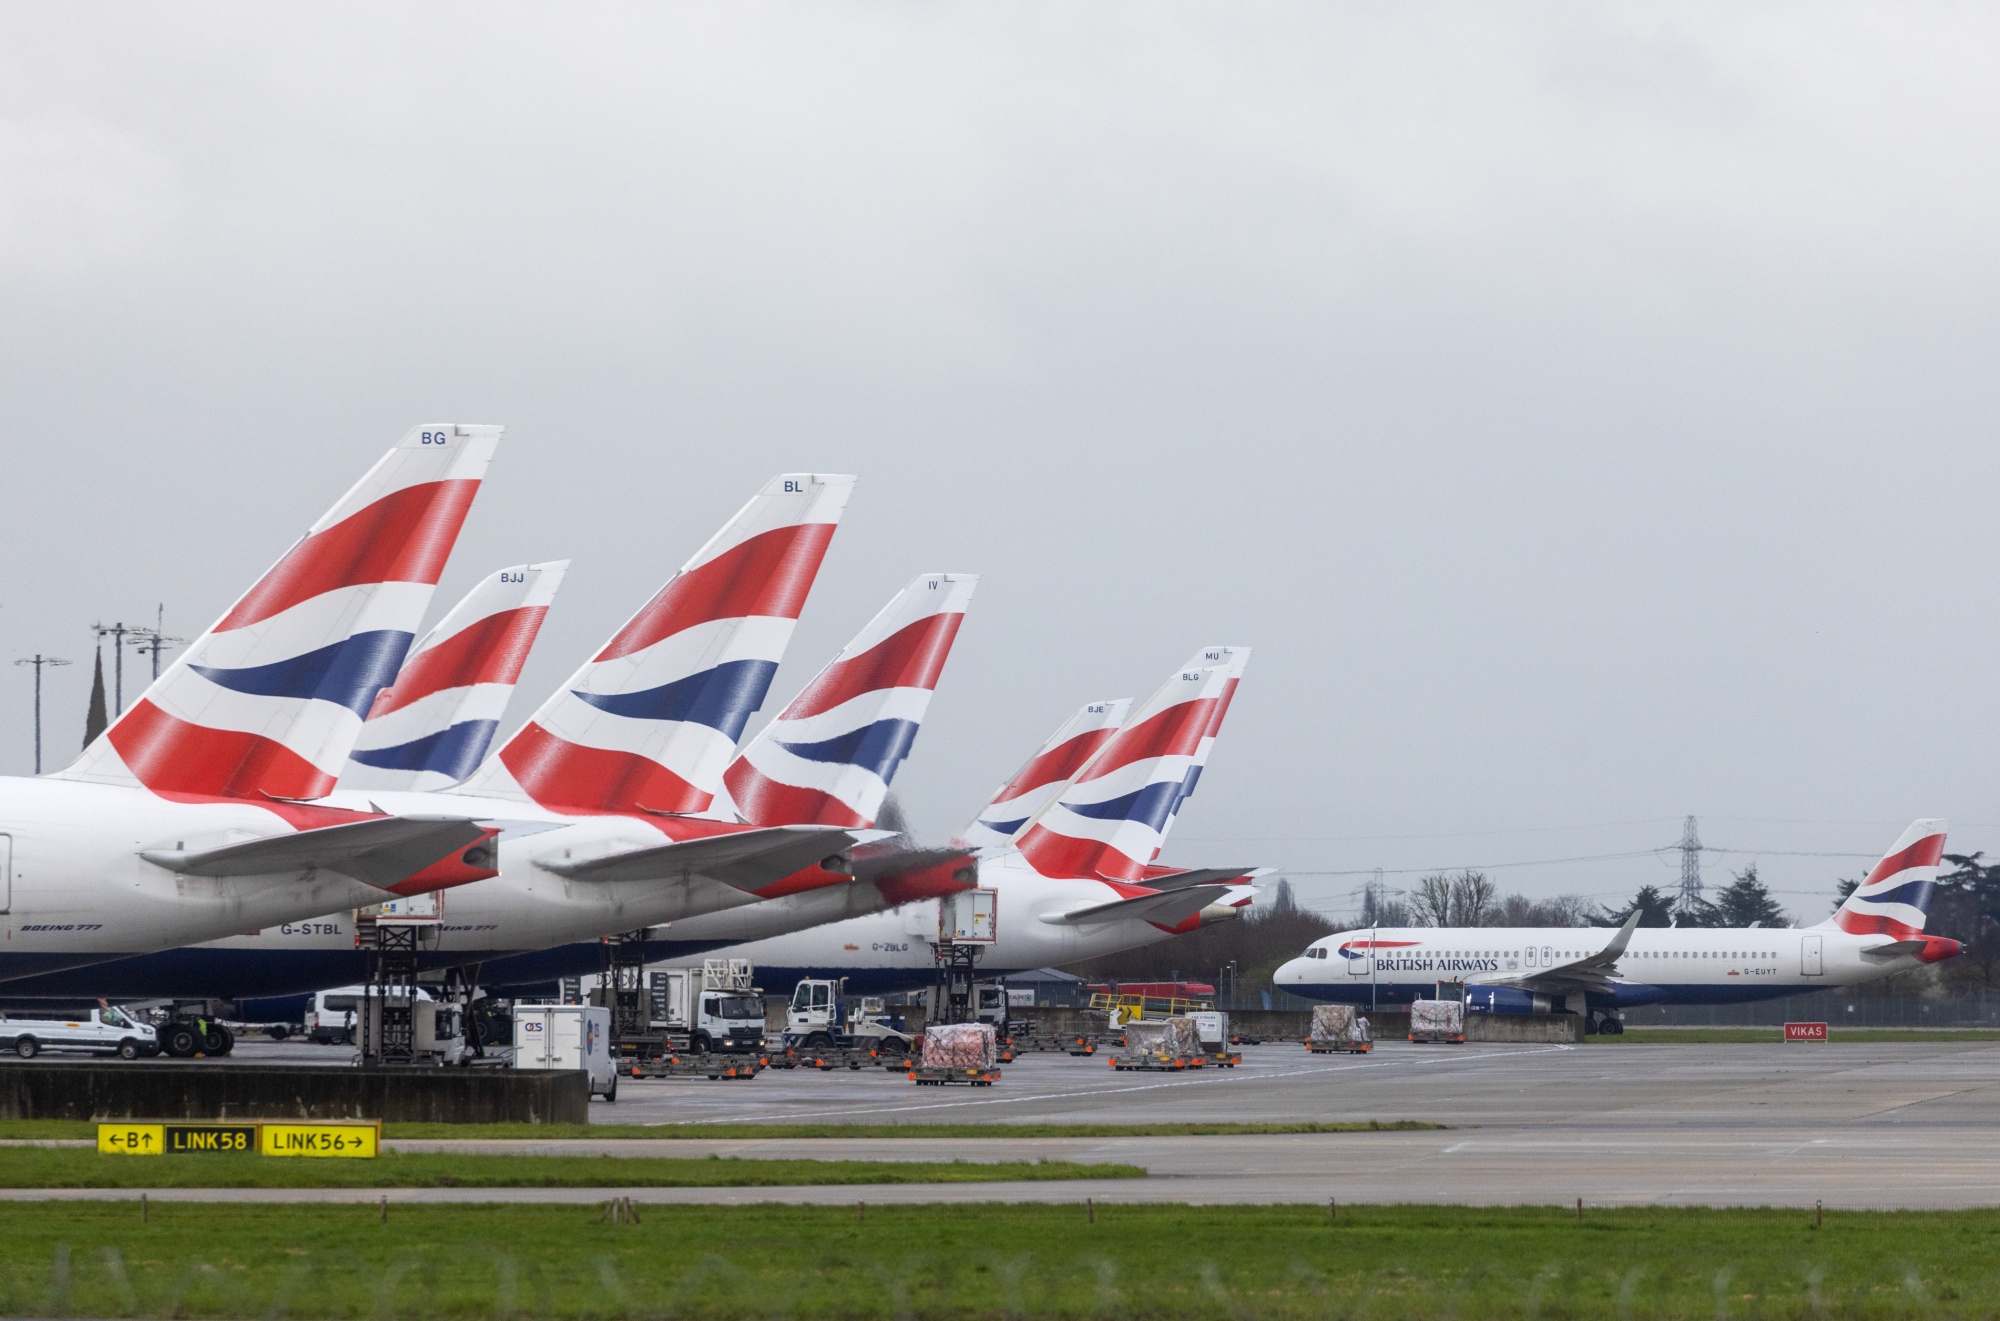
1274,923,1959,1014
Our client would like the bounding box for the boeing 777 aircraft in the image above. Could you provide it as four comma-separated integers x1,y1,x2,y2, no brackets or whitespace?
1275,819,1958,1034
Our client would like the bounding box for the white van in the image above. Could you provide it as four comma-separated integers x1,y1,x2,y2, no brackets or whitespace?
512,1003,616,1101
0,1007,159,1059
304,988,362,1044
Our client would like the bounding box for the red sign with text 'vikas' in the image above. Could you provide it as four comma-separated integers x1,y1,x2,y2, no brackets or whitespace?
1784,1021,1828,1042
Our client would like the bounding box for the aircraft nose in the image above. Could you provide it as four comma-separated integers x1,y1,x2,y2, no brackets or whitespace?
1275,957,1304,985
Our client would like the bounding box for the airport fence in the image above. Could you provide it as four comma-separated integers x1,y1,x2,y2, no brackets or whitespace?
1623,986,2000,1028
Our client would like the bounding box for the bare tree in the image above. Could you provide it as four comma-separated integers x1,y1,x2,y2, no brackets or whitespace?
1411,871,1498,926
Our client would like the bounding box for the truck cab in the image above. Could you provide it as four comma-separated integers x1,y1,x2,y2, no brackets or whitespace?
784,978,913,1053
691,988,765,1054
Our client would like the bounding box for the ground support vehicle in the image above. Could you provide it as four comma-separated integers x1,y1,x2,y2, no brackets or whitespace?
642,960,768,1056
782,978,915,1055
513,1003,618,1100
626,1053,762,1081
1191,1011,1242,1066
1408,998,1466,1045
0,1007,159,1059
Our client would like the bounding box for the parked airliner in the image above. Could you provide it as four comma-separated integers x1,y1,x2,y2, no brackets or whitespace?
1274,819,1958,1034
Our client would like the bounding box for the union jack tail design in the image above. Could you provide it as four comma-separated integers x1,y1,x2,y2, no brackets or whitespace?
953,698,1131,851
720,573,977,829
56,425,499,801
1162,644,1250,830
455,474,855,815
1826,818,1947,939
1013,660,1234,881
340,560,568,791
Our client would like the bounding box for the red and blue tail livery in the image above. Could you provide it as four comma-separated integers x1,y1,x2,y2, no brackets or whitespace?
1013,658,1240,881
955,698,1131,851
459,474,855,816
341,560,568,791
722,572,977,829
56,425,499,802
1828,817,1946,940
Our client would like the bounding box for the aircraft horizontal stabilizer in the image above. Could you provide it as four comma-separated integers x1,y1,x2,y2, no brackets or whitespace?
141,816,492,891
1135,866,1258,894
539,825,861,892
1045,884,1232,927
1861,939,1929,960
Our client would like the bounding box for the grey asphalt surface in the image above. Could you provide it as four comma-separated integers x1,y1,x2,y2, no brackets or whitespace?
18,1038,2000,1208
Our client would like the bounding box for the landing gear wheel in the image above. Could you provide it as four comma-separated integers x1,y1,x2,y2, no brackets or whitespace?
1602,1018,1624,1036
1582,1016,1597,1035
163,1024,199,1058
201,1025,232,1056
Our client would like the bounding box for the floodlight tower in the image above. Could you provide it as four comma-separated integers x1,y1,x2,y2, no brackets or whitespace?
91,621,135,716
129,605,184,684
15,654,72,774
1676,815,1704,915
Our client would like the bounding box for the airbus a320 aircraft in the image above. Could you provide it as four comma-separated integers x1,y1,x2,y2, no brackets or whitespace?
1275,819,1959,1034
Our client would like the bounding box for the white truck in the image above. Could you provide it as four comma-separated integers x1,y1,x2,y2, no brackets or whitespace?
513,1003,617,1101
648,960,767,1055
783,978,915,1054
0,1006,159,1060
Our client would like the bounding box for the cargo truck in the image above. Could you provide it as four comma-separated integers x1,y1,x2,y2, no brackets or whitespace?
647,960,767,1054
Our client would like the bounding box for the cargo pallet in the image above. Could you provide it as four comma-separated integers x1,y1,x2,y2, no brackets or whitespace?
1206,1051,1243,1068
1307,1040,1373,1054
1407,1032,1465,1045
627,1055,763,1080
908,1066,1000,1086
765,1046,907,1072
1109,1055,1203,1072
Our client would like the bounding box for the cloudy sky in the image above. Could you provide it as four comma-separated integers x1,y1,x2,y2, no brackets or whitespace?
3,5,1996,922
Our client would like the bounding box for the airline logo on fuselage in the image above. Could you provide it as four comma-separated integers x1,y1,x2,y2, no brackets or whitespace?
1338,940,1496,974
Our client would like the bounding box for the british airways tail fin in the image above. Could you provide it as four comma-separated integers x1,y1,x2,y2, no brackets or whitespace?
954,698,1131,851
55,425,499,800
1162,644,1250,831
1014,658,1235,881
453,474,855,815
339,560,568,791
720,572,977,828
1823,818,1947,939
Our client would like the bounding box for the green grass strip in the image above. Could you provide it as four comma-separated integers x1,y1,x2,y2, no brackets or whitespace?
0,1148,1140,1189
0,1119,1439,1141
0,1201,1989,1318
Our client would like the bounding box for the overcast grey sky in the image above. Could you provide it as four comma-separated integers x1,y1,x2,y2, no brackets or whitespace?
3,5,1996,923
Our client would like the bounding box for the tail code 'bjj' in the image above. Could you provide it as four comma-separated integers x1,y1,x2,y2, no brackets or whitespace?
455,474,854,815
954,698,1131,851
722,573,976,829
57,425,499,801
1013,658,1238,881
341,560,568,791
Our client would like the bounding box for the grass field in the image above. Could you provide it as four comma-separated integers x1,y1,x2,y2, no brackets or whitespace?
1590,1027,2000,1044
0,1148,1141,1189
0,1201,1990,1318
0,1119,1440,1141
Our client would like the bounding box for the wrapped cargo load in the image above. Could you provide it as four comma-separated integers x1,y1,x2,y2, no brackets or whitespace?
921,1022,998,1070
1114,1017,1204,1070
1308,1004,1372,1052
1409,998,1465,1044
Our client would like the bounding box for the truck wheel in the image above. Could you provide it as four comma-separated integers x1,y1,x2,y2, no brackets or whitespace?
162,1024,199,1058
117,1040,140,1060
13,1037,37,1059
806,1033,833,1050
690,1034,708,1055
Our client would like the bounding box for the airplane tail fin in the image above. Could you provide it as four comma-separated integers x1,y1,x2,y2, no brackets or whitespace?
1014,658,1236,881
1162,644,1250,831
340,560,568,791
721,572,977,828
953,698,1131,850
1825,818,1948,939
55,425,499,800
454,474,854,815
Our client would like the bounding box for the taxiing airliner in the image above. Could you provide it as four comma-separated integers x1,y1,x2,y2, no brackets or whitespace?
1274,819,1957,1034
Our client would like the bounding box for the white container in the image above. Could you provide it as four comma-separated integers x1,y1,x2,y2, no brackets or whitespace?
939,888,998,944
1191,1011,1228,1048
512,1003,617,1100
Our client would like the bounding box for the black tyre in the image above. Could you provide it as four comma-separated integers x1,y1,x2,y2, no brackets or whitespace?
806,1033,833,1050
215,1023,236,1054
603,1073,618,1103
163,1024,199,1058
689,1034,708,1055
14,1037,37,1059
201,1025,230,1056
266,1025,290,1041
117,1039,140,1061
